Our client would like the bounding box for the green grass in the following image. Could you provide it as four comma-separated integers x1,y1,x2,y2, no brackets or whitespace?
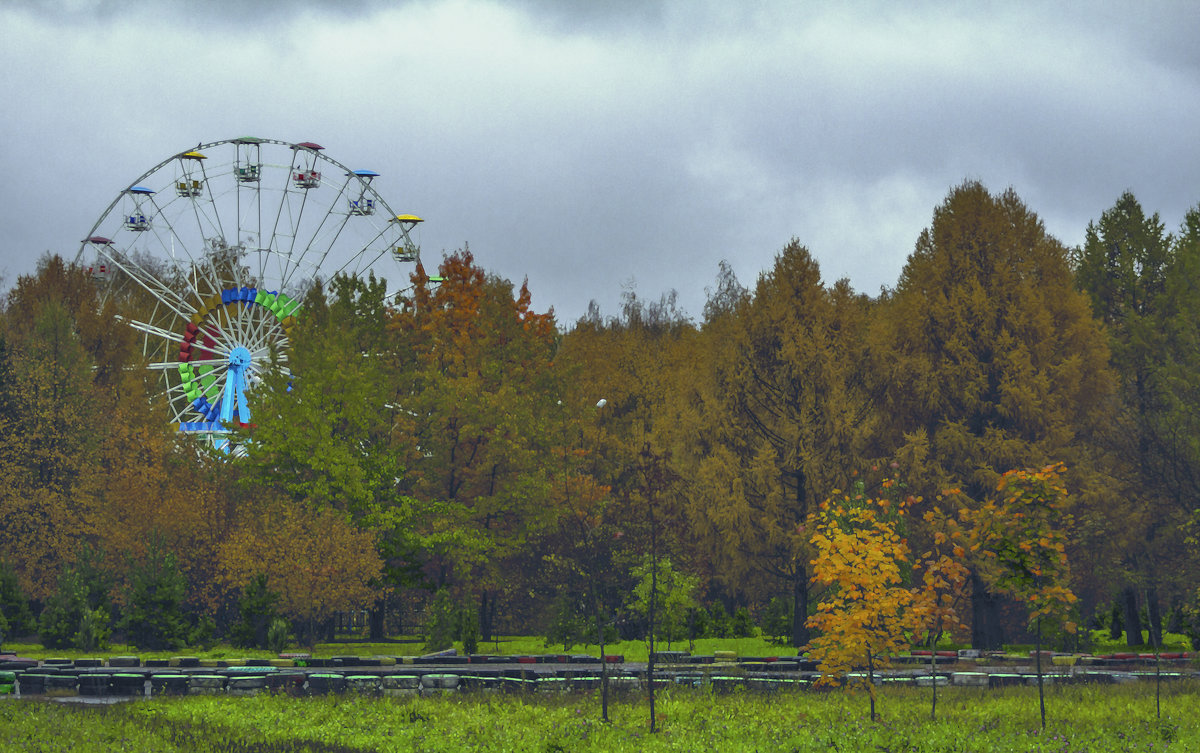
2,682,1199,751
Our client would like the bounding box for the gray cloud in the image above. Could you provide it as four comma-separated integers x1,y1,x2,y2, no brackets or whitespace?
3,0,1199,323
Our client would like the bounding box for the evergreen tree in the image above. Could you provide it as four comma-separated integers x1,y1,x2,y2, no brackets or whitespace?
121,540,189,651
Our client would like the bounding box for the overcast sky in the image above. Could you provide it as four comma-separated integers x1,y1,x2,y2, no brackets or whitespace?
3,0,1198,324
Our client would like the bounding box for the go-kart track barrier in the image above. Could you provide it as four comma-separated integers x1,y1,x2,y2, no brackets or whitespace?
0,650,1195,703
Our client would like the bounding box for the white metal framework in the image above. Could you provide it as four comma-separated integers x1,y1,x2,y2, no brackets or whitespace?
74,137,423,447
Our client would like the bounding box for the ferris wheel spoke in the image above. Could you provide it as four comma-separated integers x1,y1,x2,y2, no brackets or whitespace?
99,248,198,322
267,151,303,288
292,176,354,284
122,317,188,346
195,159,226,242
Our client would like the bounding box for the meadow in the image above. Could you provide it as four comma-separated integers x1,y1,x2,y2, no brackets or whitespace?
2,681,1198,752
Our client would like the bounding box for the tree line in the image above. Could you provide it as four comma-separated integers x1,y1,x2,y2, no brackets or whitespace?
0,181,1198,653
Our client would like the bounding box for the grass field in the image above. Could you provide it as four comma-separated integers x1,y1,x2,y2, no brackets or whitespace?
1,682,1197,751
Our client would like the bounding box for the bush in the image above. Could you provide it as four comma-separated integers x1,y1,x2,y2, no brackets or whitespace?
708,602,731,638
39,546,113,650
230,574,280,650
762,596,793,643
267,617,290,654
189,615,218,651
424,589,457,653
0,560,33,639
731,606,756,638
121,542,189,651
1109,601,1124,641
77,607,111,652
460,605,480,654
545,593,589,651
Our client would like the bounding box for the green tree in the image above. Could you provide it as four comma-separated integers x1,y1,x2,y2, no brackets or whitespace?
229,574,280,650
0,560,34,640
966,464,1077,730
1074,192,1200,645
121,540,189,650
39,550,112,651
237,274,454,637
629,555,699,649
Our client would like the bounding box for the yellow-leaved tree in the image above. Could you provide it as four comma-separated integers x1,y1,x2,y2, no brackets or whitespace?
807,482,917,722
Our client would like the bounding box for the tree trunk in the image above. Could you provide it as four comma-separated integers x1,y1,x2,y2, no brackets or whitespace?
1122,586,1142,647
970,572,1004,650
1146,585,1162,648
791,565,809,648
369,598,386,641
479,590,492,642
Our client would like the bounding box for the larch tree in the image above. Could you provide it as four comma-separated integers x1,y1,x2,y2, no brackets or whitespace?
686,241,876,646
875,182,1113,648
389,250,562,639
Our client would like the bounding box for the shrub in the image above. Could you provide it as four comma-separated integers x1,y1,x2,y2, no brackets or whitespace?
460,605,480,654
267,617,290,654
121,542,188,651
708,602,731,638
688,606,712,640
731,606,756,638
77,607,111,652
39,547,113,650
545,593,588,651
39,568,90,649
762,596,793,643
230,574,280,650
424,589,457,653
189,615,218,651
0,560,33,639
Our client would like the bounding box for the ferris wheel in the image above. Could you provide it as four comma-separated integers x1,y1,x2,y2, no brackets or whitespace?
74,137,423,450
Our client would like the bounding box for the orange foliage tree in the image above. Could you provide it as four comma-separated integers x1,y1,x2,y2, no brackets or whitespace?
219,501,383,646
807,483,917,722
910,494,971,720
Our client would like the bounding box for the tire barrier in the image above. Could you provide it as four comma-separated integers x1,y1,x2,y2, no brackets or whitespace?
150,674,190,696
227,676,267,696
306,673,347,695
78,673,113,696
188,675,226,695
346,675,383,695
4,652,1198,702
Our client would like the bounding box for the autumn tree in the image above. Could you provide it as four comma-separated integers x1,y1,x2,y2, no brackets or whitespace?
218,499,382,646
0,259,109,599
910,496,971,720
966,464,1077,729
389,250,562,638
875,182,1113,648
807,483,917,722
684,243,876,646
